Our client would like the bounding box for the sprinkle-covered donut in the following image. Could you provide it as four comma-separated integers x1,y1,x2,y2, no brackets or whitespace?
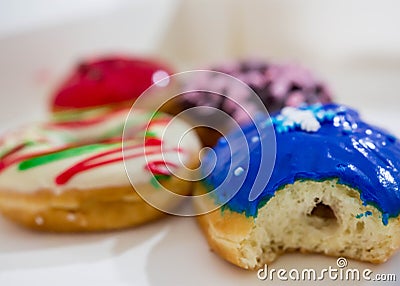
0,107,201,231
182,59,332,122
195,104,400,269
179,59,332,146
51,56,174,112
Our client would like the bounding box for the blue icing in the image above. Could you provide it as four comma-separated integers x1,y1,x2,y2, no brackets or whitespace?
355,211,373,219
203,104,400,225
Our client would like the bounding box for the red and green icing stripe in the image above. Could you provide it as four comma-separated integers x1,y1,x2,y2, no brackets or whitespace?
55,138,180,185
2,137,180,186
18,143,113,171
0,144,71,172
1,116,183,186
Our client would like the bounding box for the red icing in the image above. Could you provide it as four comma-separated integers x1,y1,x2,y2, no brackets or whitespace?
55,138,180,185
143,137,162,146
51,56,173,111
0,138,122,173
0,111,184,186
0,115,173,172
0,143,28,171
1,143,26,159
0,145,68,173
146,160,178,176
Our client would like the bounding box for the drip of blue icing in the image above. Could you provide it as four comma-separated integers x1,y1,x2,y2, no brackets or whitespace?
202,104,400,225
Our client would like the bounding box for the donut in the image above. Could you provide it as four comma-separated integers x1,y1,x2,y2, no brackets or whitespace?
179,59,332,146
51,55,174,112
0,107,201,232
195,104,400,269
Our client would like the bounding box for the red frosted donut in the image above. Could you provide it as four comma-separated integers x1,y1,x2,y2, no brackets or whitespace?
51,56,174,111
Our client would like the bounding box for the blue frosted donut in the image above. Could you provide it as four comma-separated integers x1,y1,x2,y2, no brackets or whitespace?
196,103,400,269
204,103,400,224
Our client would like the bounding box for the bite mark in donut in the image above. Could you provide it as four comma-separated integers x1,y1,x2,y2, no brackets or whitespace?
195,104,400,268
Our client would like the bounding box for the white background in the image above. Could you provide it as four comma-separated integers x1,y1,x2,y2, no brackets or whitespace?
0,1,399,285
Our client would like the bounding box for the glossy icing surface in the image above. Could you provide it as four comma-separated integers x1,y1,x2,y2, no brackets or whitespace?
51,56,173,110
0,107,200,193
203,104,400,224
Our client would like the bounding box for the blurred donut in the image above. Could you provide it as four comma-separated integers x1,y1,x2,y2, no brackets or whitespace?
51,55,174,112
179,58,332,146
0,107,201,232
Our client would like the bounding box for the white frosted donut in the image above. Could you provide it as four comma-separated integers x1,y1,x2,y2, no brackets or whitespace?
0,107,201,231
